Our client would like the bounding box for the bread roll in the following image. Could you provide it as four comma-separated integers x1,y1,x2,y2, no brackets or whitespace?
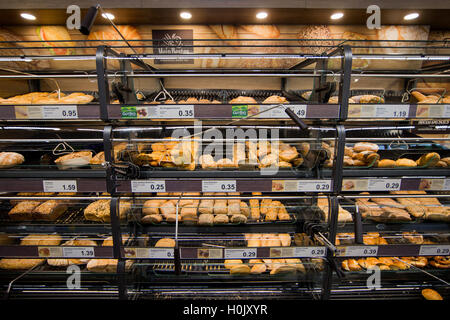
8,201,41,221
142,199,162,216
141,214,163,224
160,201,176,216
395,158,417,167
32,200,68,221
261,234,281,247
230,214,247,224
422,289,443,300
249,199,260,220
213,214,229,224
377,159,396,168
250,263,267,274
198,199,214,215
270,265,296,275
0,152,25,168
213,200,228,215
352,142,379,153
155,238,175,248
224,259,243,269
278,234,291,247
260,199,272,215
227,202,241,215
416,152,440,167
198,213,214,225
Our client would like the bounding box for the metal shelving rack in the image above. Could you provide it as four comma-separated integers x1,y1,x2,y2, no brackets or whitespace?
0,38,449,300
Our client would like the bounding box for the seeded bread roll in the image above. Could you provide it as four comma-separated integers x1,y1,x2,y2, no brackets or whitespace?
249,199,260,220
239,201,250,217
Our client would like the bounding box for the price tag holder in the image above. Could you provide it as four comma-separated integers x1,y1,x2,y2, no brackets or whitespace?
294,246,326,258
297,179,332,192
63,247,95,258
375,105,409,118
149,248,174,259
341,246,379,257
42,105,78,119
419,245,450,256
224,248,257,259
444,178,450,191
202,180,237,192
159,105,194,118
43,180,77,192
131,180,166,193
368,178,401,191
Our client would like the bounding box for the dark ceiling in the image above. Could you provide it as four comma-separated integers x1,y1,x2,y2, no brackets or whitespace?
0,8,448,29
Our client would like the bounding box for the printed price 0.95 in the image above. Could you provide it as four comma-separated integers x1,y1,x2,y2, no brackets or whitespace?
61,110,77,118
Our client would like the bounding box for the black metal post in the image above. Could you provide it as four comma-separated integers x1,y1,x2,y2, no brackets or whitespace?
96,46,110,121
338,45,352,121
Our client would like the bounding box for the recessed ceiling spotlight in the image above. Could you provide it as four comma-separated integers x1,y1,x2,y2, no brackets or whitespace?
180,11,192,20
20,13,36,20
101,13,115,20
256,12,268,19
330,12,344,20
404,12,419,20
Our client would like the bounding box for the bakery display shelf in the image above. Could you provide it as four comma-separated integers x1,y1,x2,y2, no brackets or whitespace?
0,169,106,178
116,178,333,193
330,285,450,300
131,284,321,300
0,178,107,193
0,205,115,234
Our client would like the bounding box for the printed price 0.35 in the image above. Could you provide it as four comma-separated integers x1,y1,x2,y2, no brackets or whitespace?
221,183,236,191
178,109,194,117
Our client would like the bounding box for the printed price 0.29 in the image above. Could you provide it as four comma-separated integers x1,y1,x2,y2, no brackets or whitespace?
385,182,400,190
315,183,330,191
436,248,450,255
242,251,256,258
310,248,325,256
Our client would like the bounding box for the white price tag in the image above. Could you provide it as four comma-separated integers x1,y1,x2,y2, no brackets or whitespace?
159,105,194,118
294,246,326,258
42,105,78,119
290,105,308,118
224,248,257,259
368,178,401,191
43,180,77,192
375,105,409,118
419,245,450,256
149,248,174,259
62,247,95,258
202,180,237,192
444,178,450,191
297,180,332,192
131,180,166,193
342,246,378,257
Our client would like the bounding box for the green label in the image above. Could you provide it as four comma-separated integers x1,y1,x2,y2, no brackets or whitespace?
121,106,137,119
232,105,248,118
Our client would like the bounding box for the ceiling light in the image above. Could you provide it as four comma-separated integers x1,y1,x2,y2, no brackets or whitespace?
180,12,192,19
20,13,36,20
330,12,344,20
256,12,268,19
404,12,419,20
101,13,115,20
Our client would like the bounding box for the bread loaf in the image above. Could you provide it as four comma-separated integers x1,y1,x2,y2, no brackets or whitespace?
0,152,24,168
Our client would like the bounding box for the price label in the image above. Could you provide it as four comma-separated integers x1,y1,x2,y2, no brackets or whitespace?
297,180,332,192
368,178,401,191
375,105,409,118
159,105,194,118
290,105,308,118
444,178,450,191
294,246,326,258
62,247,95,258
202,180,237,192
43,180,77,192
444,105,450,118
42,105,78,119
149,248,174,259
131,180,166,193
224,248,257,259
341,246,379,257
419,245,450,256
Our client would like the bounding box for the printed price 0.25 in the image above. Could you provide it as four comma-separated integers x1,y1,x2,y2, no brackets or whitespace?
149,183,165,191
